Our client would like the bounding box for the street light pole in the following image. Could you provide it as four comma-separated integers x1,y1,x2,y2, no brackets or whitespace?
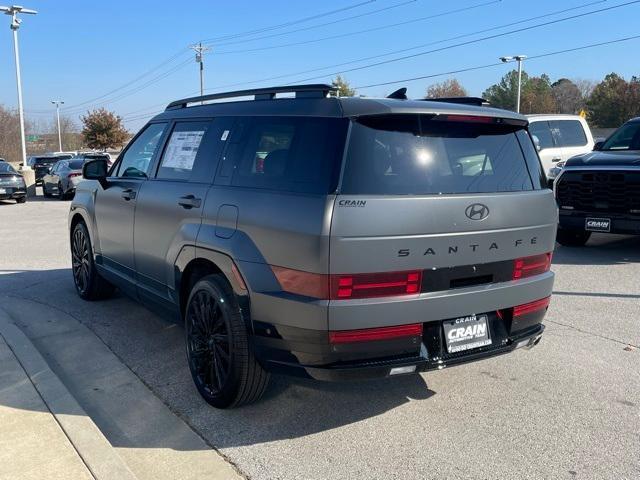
500,54,527,113
51,100,64,152
190,42,211,98
1,5,37,169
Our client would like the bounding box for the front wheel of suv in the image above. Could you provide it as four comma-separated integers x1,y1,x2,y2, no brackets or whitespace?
185,274,269,408
556,228,591,247
71,222,116,300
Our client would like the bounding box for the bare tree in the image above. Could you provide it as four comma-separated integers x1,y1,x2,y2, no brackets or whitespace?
551,79,583,114
0,104,32,165
574,79,597,101
426,78,468,98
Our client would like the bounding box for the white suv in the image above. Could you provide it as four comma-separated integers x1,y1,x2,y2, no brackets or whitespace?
527,115,594,184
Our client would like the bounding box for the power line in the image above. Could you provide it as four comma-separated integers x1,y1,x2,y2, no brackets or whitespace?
200,0,608,92
200,0,376,43
353,33,640,89
288,0,640,84
209,0,418,48
209,0,502,54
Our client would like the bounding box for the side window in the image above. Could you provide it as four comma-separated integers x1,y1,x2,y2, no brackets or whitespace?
157,121,210,181
116,123,167,178
551,120,587,147
528,121,555,150
226,116,347,194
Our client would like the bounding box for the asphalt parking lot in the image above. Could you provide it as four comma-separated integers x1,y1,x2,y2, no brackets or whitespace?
1,195,638,480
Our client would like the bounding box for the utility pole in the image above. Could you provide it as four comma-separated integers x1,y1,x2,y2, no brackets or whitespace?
190,42,211,98
1,5,37,169
499,54,527,113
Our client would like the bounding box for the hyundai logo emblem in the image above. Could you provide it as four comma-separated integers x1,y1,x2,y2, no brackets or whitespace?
465,203,490,220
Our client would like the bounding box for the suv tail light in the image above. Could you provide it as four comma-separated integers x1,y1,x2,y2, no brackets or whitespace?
331,271,422,299
270,266,422,300
329,323,423,344
513,253,552,280
513,296,551,318
68,172,82,179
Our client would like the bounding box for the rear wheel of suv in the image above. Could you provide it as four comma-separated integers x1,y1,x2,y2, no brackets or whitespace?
71,222,116,300
185,274,269,408
556,228,591,247
16,197,26,204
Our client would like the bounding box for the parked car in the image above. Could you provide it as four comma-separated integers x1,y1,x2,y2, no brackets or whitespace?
42,158,86,199
527,115,594,185
28,153,74,185
74,152,113,168
69,85,556,408
0,160,27,203
554,117,640,246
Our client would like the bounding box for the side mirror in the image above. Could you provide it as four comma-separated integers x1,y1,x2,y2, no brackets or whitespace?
531,134,542,152
593,141,604,151
83,158,108,187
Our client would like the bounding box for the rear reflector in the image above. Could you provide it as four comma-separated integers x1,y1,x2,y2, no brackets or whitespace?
513,253,552,280
331,270,422,299
329,323,423,344
513,296,551,318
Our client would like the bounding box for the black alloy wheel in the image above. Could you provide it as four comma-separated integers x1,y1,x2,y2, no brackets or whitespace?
70,222,115,300
185,275,269,408
186,288,231,398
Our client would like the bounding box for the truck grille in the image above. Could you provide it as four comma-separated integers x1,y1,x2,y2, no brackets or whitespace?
556,170,640,214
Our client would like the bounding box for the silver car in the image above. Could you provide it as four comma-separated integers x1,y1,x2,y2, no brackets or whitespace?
42,158,86,199
69,85,557,408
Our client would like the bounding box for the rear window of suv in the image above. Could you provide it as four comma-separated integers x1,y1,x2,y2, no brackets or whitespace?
341,115,539,195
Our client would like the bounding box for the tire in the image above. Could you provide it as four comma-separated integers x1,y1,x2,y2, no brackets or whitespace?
185,274,269,408
556,228,591,247
71,222,116,300
58,182,67,200
43,184,52,198
16,197,26,204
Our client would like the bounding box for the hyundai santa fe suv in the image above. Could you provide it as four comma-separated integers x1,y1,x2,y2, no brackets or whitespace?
69,85,557,408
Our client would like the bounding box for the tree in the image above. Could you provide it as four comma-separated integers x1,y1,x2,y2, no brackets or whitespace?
586,73,640,127
552,78,583,114
81,108,128,150
332,75,356,97
425,78,468,98
0,104,32,165
483,70,556,114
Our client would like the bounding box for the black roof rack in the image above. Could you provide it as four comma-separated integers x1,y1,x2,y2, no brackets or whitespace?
166,84,337,110
422,97,490,107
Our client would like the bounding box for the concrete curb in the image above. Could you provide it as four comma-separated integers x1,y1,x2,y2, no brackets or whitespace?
0,306,138,480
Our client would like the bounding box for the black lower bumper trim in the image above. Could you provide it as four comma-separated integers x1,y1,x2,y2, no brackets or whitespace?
263,325,544,381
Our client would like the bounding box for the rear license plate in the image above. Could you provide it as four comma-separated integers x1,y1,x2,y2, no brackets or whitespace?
585,217,611,232
0,188,6,194
443,314,492,353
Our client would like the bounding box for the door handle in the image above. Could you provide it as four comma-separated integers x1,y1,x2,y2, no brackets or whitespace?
552,158,562,163
178,195,202,209
121,188,136,201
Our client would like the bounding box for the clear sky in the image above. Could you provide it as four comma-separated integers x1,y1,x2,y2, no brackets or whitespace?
1,0,639,131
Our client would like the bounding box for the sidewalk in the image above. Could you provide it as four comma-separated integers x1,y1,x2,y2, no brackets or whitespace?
0,335,94,480
0,302,242,480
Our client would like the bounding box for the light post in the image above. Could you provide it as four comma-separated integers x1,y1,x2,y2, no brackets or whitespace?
500,54,527,113
1,5,37,169
51,100,64,152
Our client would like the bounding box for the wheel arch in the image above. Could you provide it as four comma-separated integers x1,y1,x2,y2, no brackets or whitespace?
176,246,249,319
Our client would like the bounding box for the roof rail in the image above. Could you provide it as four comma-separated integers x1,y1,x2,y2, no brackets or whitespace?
166,84,337,110
422,97,490,107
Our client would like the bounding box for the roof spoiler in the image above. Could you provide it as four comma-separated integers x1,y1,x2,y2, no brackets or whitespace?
423,97,490,107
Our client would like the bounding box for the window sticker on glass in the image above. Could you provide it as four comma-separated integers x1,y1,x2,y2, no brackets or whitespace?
221,130,230,141
162,130,205,170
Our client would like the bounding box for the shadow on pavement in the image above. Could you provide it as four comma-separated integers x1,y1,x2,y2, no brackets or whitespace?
553,233,640,266
1,268,434,450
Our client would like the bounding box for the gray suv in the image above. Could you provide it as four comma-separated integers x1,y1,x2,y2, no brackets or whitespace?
69,85,557,408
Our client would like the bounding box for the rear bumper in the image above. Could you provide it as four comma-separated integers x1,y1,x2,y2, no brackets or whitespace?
559,210,640,235
0,186,26,200
253,308,547,381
